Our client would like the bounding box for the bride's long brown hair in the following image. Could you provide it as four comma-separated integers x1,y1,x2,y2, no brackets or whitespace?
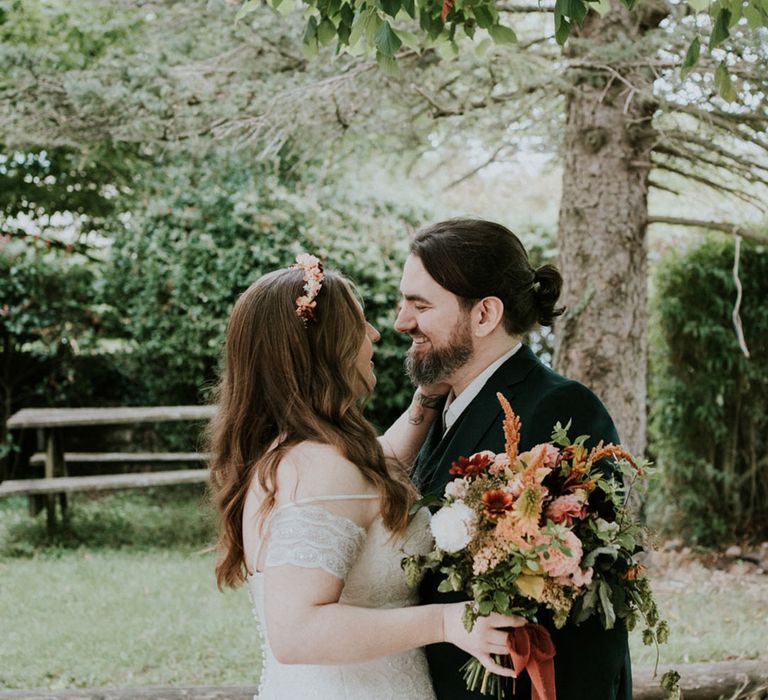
207,267,417,589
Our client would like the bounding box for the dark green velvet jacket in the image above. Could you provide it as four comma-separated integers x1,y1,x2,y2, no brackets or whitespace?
414,344,632,700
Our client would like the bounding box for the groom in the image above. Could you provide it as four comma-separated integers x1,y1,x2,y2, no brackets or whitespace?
395,219,632,700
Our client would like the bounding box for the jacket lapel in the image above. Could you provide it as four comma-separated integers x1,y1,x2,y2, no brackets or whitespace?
416,345,541,496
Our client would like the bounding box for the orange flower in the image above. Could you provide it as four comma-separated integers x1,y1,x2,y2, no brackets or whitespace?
622,564,647,581
589,442,643,475
509,484,546,538
482,489,514,520
449,451,494,477
496,393,521,466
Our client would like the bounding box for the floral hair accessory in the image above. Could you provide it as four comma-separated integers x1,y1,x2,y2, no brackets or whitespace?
290,253,324,325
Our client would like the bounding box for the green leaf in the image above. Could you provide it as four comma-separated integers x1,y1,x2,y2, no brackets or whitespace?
463,602,478,632
435,37,460,59
551,419,572,446
437,578,453,593
488,23,517,44
302,39,319,58
714,60,737,102
276,0,297,15
686,0,710,10
592,0,612,16
348,10,371,47
573,581,599,623
744,2,764,27
619,0,636,9
724,0,743,24
563,0,589,24
376,50,400,75
365,11,384,43
379,0,402,18
493,590,509,611
598,580,616,629
708,7,731,49
402,0,416,17
235,0,260,23
340,3,355,25
397,29,421,48
303,15,318,44
554,14,571,45
474,5,495,28
581,545,620,568
478,600,494,615
317,18,338,44
474,37,493,56
374,20,402,55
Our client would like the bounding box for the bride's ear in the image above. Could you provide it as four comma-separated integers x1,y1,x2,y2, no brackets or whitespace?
472,297,504,337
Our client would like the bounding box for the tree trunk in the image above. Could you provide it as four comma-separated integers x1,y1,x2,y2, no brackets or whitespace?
554,4,658,454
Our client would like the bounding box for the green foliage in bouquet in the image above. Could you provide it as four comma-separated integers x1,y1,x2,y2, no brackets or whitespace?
649,237,768,544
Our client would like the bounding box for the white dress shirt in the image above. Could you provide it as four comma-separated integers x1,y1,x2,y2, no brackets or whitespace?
442,343,522,435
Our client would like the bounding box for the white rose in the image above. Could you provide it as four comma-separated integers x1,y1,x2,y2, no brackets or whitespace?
429,501,476,553
444,478,468,499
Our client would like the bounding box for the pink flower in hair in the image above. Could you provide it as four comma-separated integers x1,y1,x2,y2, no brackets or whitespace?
290,253,324,324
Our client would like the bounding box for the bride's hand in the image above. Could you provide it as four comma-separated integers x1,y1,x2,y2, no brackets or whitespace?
416,382,451,401
442,603,526,677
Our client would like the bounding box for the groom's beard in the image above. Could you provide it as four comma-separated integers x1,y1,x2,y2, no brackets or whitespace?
405,318,473,386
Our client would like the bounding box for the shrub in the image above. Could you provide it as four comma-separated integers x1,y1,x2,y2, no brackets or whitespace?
648,237,768,543
0,241,122,477
106,150,427,428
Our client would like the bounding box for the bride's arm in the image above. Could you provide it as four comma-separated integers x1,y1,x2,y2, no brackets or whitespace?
260,447,523,674
378,385,448,465
264,565,520,673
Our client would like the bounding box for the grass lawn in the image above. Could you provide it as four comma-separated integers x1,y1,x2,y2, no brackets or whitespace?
1,490,766,690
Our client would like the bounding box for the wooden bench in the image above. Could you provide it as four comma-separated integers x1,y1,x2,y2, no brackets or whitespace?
28,451,210,467
0,469,209,496
2,405,216,533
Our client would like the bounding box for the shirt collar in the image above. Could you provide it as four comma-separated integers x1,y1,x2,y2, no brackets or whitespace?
442,343,522,434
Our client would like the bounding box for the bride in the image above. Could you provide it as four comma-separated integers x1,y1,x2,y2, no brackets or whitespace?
208,255,523,699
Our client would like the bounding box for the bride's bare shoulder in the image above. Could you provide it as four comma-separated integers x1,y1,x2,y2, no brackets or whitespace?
275,441,373,502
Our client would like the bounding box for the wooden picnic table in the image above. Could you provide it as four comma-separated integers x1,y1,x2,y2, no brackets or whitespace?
3,405,217,533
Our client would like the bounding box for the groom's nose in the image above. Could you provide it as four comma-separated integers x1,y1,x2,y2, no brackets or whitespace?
394,302,414,333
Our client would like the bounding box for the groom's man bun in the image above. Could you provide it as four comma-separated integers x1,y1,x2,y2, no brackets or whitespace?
410,218,565,334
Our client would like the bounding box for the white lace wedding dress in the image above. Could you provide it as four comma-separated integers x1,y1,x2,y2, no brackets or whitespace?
247,495,437,699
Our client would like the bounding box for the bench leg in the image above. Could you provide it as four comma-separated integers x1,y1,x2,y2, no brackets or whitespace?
44,429,66,536
28,494,45,517
59,492,69,522
46,497,57,536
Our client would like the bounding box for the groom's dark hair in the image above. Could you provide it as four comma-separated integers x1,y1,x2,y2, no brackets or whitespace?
410,218,564,334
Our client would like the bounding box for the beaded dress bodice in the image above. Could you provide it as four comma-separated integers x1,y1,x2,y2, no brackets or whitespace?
246,498,437,699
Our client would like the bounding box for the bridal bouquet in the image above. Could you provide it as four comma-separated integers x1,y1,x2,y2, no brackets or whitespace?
402,393,670,699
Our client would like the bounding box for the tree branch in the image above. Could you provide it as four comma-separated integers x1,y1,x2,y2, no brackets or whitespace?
652,161,767,211
653,143,768,189
646,216,768,245
648,179,680,196
666,103,768,156
443,143,507,190
662,129,768,177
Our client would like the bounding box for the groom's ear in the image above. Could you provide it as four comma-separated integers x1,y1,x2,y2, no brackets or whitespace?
472,296,505,337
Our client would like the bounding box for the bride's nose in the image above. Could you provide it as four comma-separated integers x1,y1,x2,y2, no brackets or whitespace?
366,323,381,343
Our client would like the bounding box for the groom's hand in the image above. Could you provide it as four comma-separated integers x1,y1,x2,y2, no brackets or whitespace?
442,604,525,677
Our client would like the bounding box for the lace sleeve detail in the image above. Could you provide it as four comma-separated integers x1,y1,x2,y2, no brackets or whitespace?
264,505,367,580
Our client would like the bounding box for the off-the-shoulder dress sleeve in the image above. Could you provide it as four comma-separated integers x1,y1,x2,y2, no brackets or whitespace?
262,495,376,580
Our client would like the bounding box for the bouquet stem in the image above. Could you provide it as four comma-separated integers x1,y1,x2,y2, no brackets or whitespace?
461,656,512,699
